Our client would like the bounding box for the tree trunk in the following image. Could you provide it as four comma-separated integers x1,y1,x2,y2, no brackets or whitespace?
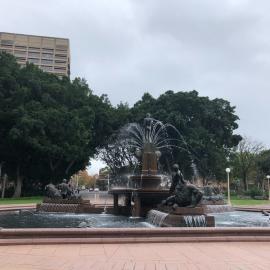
243,172,248,191
13,164,22,198
0,162,2,181
0,163,2,196
202,177,207,186
65,160,75,175
1,174,7,198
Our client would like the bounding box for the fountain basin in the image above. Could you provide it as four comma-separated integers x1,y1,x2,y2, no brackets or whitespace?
0,210,269,229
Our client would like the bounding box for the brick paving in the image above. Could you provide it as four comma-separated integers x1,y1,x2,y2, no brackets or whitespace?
0,242,270,269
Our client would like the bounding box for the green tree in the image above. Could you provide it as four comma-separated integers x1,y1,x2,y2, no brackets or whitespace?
257,150,270,176
230,137,264,191
130,90,242,182
0,52,114,197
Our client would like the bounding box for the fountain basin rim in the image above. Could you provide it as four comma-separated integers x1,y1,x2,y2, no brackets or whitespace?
3,227,270,235
1,227,270,245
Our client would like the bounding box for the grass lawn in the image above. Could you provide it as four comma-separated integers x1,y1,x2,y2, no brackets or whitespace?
231,198,270,206
0,195,270,207
229,195,270,206
0,196,42,205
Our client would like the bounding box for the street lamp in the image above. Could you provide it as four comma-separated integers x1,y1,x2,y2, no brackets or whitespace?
226,168,231,205
266,175,270,201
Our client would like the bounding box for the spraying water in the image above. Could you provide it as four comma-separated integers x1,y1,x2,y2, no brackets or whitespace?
119,115,200,178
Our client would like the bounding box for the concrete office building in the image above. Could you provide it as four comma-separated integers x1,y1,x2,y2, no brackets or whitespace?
0,32,70,77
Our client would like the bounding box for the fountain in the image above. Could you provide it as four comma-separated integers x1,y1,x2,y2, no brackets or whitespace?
109,114,232,227
34,114,230,227
109,114,177,217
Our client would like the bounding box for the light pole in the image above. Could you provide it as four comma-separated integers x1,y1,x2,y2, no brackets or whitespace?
76,174,79,190
266,175,270,201
226,168,231,205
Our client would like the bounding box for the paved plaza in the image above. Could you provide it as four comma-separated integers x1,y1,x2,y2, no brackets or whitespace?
0,242,270,270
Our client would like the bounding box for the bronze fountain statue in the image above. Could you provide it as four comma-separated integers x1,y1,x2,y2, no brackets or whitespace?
162,164,203,209
45,179,74,199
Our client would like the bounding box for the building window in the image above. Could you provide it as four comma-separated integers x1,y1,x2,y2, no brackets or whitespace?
41,65,53,71
28,52,40,58
55,54,67,59
16,57,26,61
27,58,39,64
42,48,54,53
54,66,66,71
42,53,53,59
14,50,26,56
41,59,53,65
56,44,68,49
55,60,66,64
15,45,27,49
1,40,14,46
28,46,40,51
55,49,67,53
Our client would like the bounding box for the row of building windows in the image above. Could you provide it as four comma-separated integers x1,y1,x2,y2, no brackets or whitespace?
15,57,67,66
14,59,67,71
12,55,66,65
0,41,68,53
0,48,12,53
1,48,68,60
0,39,14,45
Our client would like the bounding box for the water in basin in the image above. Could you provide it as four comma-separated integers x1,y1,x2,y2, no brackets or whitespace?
0,210,270,228
211,211,270,227
0,211,151,228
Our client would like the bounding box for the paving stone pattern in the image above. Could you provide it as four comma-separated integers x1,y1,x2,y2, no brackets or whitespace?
0,242,270,269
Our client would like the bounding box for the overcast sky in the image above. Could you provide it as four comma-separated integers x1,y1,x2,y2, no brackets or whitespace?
1,0,270,173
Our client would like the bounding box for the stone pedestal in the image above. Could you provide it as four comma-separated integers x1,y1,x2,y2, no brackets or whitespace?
109,188,170,217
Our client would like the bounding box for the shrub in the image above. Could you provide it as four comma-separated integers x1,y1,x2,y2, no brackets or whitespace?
224,190,238,197
244,187,263,199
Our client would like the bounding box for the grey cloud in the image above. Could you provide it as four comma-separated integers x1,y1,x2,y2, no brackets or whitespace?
1,0,270,146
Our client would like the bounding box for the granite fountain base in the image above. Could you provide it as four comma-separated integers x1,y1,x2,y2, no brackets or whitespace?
146,202,234,227
37,197,114,214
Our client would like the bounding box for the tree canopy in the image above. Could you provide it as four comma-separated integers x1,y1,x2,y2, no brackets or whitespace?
0,52,115,197
99,90,242,183
0,52,246,196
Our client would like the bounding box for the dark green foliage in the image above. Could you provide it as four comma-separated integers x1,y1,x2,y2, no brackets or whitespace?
0,52,244,195
0,52,114,197
243,187,264,199
257,150,270,175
